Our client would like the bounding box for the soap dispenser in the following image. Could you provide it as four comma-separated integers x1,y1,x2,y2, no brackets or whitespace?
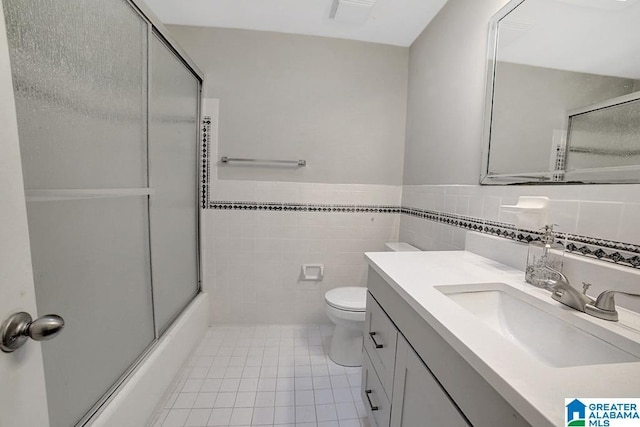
525,225,564,288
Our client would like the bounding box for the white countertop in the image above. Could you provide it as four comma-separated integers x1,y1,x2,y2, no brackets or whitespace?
365,250,640,427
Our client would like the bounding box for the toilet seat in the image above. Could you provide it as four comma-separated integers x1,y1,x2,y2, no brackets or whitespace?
325,287,367,312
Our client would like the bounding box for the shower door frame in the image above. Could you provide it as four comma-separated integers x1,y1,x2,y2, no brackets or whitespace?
0,0,204,425
77,0,204,424
132,0,205,341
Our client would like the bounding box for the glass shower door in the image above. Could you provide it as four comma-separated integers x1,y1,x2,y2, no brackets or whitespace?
149,33,201,334
3,0,156,426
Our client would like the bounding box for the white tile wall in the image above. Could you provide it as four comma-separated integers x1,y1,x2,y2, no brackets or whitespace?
204,183,639,324
204,207,400,324
401,184,640,251
203,182,639,324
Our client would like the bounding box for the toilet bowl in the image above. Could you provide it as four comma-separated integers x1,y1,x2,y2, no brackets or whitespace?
324,242,420,366
325,287,367,366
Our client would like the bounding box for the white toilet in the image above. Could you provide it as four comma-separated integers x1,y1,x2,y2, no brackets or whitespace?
324,242,420,366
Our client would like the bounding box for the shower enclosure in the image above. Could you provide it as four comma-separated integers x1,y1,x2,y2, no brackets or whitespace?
2,0,202,425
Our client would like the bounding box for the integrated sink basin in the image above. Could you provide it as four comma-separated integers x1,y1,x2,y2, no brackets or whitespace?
437,283,640,368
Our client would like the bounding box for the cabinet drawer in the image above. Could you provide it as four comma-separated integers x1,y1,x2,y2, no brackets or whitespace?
362,349,391,427
364,292,398,399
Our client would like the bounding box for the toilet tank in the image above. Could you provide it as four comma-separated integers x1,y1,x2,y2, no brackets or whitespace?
385,242,420,252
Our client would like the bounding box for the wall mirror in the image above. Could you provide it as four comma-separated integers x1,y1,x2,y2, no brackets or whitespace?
481,0,640,184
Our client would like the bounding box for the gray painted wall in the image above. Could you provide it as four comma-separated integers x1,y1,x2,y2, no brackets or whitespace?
403,0,640,187
401,0,640,263
403,0,509,185
168,26,409,185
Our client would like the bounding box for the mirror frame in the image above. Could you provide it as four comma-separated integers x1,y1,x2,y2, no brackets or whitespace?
480,0,640,185
481,0,526,185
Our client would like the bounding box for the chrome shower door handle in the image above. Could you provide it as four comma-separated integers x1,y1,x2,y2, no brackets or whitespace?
1,312,65,353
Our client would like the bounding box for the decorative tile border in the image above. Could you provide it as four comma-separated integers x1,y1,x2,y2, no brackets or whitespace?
400,206,640,270
206,200,640,269
201,116,212,209
209,201,400,213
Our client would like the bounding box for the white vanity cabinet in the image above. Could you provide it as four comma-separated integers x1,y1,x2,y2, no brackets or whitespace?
391,334,470,426
363,267,530,427
362,293,468,427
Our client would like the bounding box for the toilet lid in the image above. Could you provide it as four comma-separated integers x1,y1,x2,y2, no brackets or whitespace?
325,287,367,312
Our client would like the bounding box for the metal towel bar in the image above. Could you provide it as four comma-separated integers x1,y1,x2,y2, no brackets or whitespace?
220,156,306,167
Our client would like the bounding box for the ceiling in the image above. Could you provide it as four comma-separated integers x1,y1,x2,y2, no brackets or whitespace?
142,0,449,47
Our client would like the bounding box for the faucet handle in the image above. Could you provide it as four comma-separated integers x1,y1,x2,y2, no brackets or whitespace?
582,282,591,295
585,290,640,322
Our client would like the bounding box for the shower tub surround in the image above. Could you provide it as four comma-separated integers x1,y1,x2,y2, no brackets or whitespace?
150,324,369,427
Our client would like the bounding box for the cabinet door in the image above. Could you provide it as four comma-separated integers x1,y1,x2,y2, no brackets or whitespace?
363,350,392,427
364,292,398,399
391,336,470,427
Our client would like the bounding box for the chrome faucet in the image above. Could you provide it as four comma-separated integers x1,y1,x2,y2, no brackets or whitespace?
542,267,594,312
585,290,640,322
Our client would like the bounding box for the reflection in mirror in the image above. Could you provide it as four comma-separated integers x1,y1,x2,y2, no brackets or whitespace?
567,94,640,171
481,0,640,184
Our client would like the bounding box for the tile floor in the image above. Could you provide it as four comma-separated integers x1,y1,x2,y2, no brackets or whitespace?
150,324,370,427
